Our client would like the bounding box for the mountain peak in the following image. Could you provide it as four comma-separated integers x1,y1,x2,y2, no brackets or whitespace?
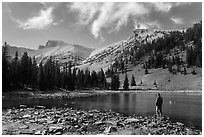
45,40,66,48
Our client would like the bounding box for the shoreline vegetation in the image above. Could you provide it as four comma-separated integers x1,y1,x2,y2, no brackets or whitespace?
2,89,202,100
2,105,201,135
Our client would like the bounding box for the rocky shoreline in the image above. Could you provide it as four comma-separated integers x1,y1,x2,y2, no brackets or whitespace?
2,105,201,135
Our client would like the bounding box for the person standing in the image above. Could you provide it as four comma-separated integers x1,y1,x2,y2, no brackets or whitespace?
155,93,163,117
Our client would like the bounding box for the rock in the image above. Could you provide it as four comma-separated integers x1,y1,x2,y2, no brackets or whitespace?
54,114,61,119
47,120,56,124
20,105,26,108
55,132,62,135
125,118,140,123
19,130,33,135
28,120,35,123
42,130,47,135
80,125,87,131
116,121,125,127
34,130,42,135
103,126,117,134
76,111,84,115
94,121,105,126
186,128,194,135
6,109,12,115
19,125,29,129
88,113,94,117
148,122,157,128
48,126,63,133
176,122,184,126
86,124,98,132
23,114,31,118
34,112,39,115
74,125,80,129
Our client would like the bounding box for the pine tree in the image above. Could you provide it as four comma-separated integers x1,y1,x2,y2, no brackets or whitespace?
2,43,10,91
20,52,29,87
91,70,97,87
38,62,45,91
31,57,38,90
70,67,76,91
76,69,82,89
99,68,106,89
167,59,173,73
131,75,136,86
123,73,129,90
184,67,187,75
84,69,91,88
186,46,193,67
54,62,61,88
11,51,20,88
145,66,149,74
111,74,120,90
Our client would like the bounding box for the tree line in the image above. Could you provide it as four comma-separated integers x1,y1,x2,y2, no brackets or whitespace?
3,44,128,91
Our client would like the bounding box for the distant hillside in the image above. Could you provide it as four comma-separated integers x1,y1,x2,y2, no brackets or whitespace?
5,44,35,61
79,29,172,71
5,40,94,66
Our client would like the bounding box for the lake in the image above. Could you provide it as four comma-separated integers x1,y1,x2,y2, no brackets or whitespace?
2,92,202,130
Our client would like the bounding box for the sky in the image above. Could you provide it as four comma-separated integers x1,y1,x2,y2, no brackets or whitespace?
2,2,202,50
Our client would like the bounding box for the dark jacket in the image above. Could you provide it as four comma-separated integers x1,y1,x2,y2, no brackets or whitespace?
156,96,163,107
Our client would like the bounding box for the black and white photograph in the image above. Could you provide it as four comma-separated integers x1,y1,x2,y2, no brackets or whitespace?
1,1,202,135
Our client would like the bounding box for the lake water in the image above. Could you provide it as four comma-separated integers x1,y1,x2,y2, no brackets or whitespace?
2,92,202,130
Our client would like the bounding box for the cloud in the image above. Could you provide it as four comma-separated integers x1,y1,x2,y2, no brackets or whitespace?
171,17,184,24
69,2,190,41
4,3,60,30
151,2,173,12
70,2,151,40
17,7,56,30
134,20,161,29
69,2,101,25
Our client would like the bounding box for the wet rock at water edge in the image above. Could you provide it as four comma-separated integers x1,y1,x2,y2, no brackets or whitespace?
55,132,62,135
34,130,42,135
176,122,184,126
35,105,46,109
19,105,27,108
